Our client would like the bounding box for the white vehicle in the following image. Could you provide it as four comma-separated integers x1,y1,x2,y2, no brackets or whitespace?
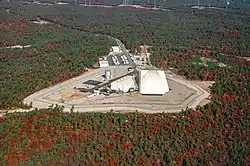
128,67,133,71
87,93,96,99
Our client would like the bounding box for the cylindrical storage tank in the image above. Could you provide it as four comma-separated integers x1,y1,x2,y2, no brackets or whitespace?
105,70,111,80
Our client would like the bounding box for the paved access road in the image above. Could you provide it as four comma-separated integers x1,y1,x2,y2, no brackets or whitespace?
23,67,210,114
21,33,210,114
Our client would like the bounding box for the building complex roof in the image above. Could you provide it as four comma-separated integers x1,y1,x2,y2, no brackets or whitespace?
139,70,169,95
111,76,137,93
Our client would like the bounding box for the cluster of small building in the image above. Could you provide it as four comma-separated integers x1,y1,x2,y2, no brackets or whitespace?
99,46,123,67
99,45,151,68
84,45,170,98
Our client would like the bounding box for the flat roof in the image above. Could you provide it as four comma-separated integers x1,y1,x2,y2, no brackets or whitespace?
83,80,102,85
76,88,89,92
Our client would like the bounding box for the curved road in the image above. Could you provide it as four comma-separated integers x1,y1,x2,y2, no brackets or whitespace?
22,68,210,114
5,4,210,114
24,18,210,113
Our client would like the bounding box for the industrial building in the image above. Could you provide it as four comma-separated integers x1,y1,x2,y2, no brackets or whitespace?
109,69,169,95
111,76,137,93
139,70,169,95
97,45,170,96
99,56,109,68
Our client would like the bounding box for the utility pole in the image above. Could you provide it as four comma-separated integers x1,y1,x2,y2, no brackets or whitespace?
123,0,129,5
154,0,156,8
226,0,230,10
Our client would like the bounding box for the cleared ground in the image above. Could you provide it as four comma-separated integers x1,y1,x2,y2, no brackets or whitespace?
23,67,210,113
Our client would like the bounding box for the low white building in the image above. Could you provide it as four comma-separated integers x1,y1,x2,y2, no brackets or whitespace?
111,76,137,93
111,46,122,53
99,57,109,67
139,70,169,95
99,60,109,67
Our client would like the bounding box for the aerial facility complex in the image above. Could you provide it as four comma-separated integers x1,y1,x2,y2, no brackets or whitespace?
93,45,169,96
24,43,210,113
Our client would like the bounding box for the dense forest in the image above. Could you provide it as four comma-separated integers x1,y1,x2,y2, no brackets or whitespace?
0,11,115,109
9,1,250,81
0,70,249,165
8,0,250,8
0,1,249,165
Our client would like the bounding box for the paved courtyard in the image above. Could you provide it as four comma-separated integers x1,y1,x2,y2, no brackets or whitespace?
24,67,210,113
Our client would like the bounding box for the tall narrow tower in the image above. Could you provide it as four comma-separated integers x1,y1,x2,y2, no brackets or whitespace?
123,0,129,5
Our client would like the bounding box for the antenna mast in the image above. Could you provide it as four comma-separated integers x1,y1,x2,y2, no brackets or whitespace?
123,0,129,5
226,0,230,9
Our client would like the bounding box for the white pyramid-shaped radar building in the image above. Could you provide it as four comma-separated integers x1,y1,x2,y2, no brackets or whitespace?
139,70,169,95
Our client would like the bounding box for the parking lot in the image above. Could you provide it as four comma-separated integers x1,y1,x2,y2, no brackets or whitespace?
107,53,134,66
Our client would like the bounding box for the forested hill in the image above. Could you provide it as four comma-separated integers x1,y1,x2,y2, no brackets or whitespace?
4,0,250,8
0,0,249,165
